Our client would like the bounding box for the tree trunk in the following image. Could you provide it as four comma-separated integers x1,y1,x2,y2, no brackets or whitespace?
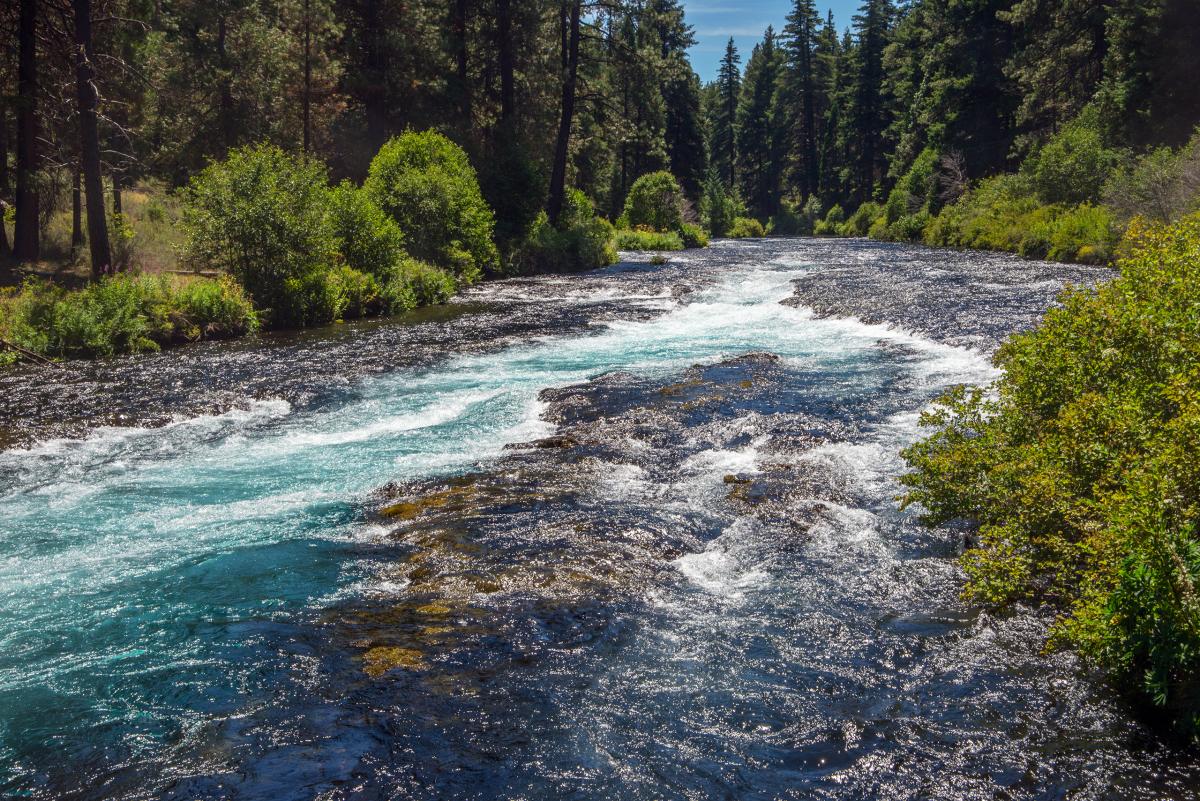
451,0,470,122
72,166,84,248
14,0,39,263
547,0,581,226
0,104,9,256
112,173,122,215
302,0,312,152
496,0,514,121
217,14,235,153
74,0,112,278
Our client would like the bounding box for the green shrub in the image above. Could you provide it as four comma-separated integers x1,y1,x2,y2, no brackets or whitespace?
1104,132,1200,223
900,213,1200,739
621,171,686,233
727,217,766,238
677,222,709,249
365,130,498,284
702,170,741,236
838,201,882,236
511,191,618,274
0,274,257,361
329,181,407,280
401,258,457,306
1025,109,1124,205
181,143,336,325
171,275,259,340
1046,203,1117,263
614,228,684,251
885,211,931,242
814,204,845,236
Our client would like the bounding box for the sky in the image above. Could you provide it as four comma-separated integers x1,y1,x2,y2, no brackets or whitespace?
685,0,862,82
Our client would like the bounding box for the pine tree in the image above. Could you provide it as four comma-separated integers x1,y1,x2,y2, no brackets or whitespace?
782,0,821,199
736,27,783,217
850,0,892,200
711,37,741,188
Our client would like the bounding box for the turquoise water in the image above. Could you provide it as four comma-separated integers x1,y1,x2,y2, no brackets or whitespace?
0,240,1192,799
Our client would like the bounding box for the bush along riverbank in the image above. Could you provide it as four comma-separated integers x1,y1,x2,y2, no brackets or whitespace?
811,113,1200,266
1,138,714,367
900,213,1200,740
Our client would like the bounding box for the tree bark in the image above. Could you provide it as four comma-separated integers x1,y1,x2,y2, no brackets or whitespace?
14,0,39,263
496,0,514,121
74,0,112,278
302,0,312,152
72,166,84,248
451,0,470,122
547,0,581,226
112,173,122,215
0,104,9,256
217,14,235,152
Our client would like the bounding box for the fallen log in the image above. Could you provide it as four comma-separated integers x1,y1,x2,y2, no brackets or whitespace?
0,339,59,367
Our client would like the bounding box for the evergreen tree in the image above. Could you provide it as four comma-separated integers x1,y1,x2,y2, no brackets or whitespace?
710,37,741,188
782,0,821,198
736,27,784,217
849,0,892,200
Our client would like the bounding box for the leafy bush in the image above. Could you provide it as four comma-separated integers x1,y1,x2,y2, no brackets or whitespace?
329,181,407,280
702,171,741,236
838,201,882,236
814,204,845,236
511,190,618,274
1045,203,1117,263
1025,109,1124,205
677,222,709,249
900,213,1200,739
0,274,257,361
614,228,684,251
171,275,260,340
365,130,498,284
622,171,686,233
401,258,457,306
727,217,766,238
1104,132,1200,223
182,143,336,326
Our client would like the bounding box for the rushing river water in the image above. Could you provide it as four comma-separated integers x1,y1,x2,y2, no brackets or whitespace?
1,238,1197,800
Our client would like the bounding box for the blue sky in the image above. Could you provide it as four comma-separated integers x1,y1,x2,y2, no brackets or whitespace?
685,0,861,82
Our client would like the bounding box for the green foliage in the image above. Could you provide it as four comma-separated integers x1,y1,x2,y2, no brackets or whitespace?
401,259,457,307
365,131,499,284
329,182,407,281
900,214,1200,739
1104,132,1200,224
814,204,845,235
511,191,618,274
181,143,336,325
0,275,257,361
770,197,821,236
838,201,882,236
702,170,741,236
1025,110,1124,205
677,223,710,249
621,171,686,233
727,217,766,238
614,228,684,251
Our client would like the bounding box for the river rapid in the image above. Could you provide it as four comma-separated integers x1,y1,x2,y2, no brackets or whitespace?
1,238,1196,800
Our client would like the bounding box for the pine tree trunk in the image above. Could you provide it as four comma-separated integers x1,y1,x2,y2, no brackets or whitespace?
497,0,514,121
13,0,39,263
72,166,84,248
112,173,122,215
547,0,581,227
0,104,10,256
452,0,470,123
302,0,312,152
74,0,112,278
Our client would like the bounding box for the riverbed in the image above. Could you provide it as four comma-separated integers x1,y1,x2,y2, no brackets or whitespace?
1,238,1196,799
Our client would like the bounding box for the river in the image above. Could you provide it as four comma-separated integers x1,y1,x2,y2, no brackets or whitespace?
1,238,1196,799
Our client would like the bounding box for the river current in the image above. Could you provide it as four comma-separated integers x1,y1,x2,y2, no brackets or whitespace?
1,238,1196,799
